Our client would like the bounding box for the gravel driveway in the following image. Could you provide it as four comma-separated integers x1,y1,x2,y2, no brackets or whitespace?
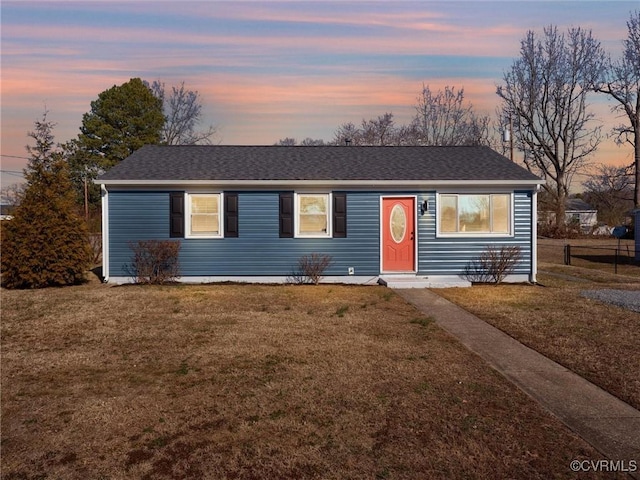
580,289,640,313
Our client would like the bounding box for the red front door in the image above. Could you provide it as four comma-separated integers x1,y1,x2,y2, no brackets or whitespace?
382,197,415,272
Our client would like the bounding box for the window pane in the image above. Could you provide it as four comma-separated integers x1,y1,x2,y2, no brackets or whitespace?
298,195,328,234
300,214,327,233
390,204,406,243
299,195,327,215
192,195,218,214
440,195,457,232
492,194,509,233
459,195,490,232
191,214,219,234
189,194,220,235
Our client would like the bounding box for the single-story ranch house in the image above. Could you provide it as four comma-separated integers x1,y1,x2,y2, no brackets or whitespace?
96,145,544,287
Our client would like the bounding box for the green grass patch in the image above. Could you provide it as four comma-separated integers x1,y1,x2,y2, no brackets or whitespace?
410,316,435,327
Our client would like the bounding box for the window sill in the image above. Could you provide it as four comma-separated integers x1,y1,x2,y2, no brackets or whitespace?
295,234,332,239
436,232,514,238
185,234,224,239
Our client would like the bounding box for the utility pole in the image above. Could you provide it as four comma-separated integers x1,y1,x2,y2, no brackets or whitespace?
502,116,514,162
509,116,514,162
83,173,89,221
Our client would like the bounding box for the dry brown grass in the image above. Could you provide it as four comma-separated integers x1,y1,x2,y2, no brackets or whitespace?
437,271,640,412
1,282,614,479
538,237,639,277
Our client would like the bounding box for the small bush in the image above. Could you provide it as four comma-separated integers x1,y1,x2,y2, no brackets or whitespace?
288,253,333,285
126,240,181,284
463,246,522,284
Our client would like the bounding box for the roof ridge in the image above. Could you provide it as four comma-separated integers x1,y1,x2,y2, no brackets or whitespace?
98,145,542,183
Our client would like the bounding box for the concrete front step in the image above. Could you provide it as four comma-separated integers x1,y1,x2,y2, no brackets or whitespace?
378,275,471,289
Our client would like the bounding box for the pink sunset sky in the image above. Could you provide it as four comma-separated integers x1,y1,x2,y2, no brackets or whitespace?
1,1,636,190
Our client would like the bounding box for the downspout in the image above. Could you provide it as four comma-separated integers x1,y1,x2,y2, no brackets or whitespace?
531,184,539,283
101,184,109,282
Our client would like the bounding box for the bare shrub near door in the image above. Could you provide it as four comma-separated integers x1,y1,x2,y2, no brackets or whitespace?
463,246,522,284
289,253,333,285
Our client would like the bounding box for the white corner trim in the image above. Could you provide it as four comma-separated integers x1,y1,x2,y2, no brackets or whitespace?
531,188,538,283
101,185,109,282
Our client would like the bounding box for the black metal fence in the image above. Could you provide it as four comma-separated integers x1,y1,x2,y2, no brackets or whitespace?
562,243,637,274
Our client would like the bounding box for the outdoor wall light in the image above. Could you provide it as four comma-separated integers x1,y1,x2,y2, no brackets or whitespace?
421,199,430,215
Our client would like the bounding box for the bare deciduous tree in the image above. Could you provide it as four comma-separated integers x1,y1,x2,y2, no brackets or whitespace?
275,137,298,146
360,113,397,146
412,85,490,146
497,26,606,232
147,80,218,145
595,11,640,207
333,122,361,146
333,113,402,146
583,164,635,226
300,137,325,146
274,137,325,146
0,183,26,206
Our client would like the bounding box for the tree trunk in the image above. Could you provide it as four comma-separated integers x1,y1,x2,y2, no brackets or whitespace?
555,190,567,235
635,126,640,208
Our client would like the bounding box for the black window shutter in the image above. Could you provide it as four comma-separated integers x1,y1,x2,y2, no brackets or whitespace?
279,192,294,238
333,193,347,238
224,193,239,237
169,192,184,238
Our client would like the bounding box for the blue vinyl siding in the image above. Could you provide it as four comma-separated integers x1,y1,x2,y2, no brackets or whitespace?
108,189,534,279
108,191,380,277
417,191,533,276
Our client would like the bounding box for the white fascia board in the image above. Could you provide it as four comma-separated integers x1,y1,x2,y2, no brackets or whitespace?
95,179,544,189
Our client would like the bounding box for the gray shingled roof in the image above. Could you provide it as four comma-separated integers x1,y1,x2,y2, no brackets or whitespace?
566,198,596,211
97,145,542,183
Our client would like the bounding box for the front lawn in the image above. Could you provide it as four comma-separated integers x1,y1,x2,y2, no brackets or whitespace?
437,271,640,411
1,283,607,479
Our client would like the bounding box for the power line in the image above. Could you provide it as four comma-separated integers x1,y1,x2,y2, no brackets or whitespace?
0,170,25,177
1,154,29,160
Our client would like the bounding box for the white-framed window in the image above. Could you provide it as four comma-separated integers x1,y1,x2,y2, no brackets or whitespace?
437,193,512,236
295,193,331,238
186,193,223,238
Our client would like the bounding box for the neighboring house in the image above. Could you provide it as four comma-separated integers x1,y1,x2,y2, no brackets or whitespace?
96,145,544,287
539,198,598,233
565,198,598,231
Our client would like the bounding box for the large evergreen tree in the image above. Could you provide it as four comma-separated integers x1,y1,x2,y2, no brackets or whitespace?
78,77,165,168
67,77,165,210
1,112,93,289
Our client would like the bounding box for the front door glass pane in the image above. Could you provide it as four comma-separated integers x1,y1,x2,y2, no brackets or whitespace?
390,204,406,243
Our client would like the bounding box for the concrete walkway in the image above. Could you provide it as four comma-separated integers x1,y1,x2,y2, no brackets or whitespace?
395,288,640,473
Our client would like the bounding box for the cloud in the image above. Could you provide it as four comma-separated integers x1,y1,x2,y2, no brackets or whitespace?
1,0,634,186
